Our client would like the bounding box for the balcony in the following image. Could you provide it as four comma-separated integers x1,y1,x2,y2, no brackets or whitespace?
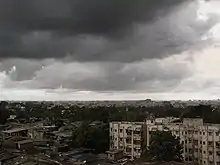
127,127,133,131
134,144,141,149
216,142,220,148
133,135,141,140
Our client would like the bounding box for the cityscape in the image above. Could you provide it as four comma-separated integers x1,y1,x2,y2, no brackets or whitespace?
1,0,220,165
0,100,220,164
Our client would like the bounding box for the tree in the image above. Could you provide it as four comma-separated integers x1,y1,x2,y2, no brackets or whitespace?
86,124,109,153
0,101,9,125
71,121,90,148
144,131,183,162
70,121,109,153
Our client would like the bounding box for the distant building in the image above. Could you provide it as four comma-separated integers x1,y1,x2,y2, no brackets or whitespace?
2,128,28,140
15,139,33,150
109,118,220,165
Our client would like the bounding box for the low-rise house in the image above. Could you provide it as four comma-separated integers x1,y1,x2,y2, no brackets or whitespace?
2,128,28,140
106,150,124,162
15,139,33,151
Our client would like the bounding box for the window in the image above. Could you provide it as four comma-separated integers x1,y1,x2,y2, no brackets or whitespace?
204,161,206,164
120,129,123,133
189,157,192,161
115,138,117,141
126,148,132,152
114,129,117,132
200,131,202,135
110,128,113,132
208,141,213,145
216,142,220,148
209,132,212,136
203,141,206,145
200,141,202,144
216,132,219,136
217,162,220,165
209,151,213,155
203,132,205,135
203,151,206,154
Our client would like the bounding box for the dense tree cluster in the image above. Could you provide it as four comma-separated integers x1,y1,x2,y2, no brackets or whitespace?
70,122,109,153
143,131,183,162
0,101,9,125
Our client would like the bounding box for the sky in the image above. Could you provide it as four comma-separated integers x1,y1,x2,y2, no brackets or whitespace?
0,0,220,101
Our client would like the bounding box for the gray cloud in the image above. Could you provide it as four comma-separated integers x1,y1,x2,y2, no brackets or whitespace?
0,58,55,81
1,57,192,92
2,0,185,34
0,0,218,62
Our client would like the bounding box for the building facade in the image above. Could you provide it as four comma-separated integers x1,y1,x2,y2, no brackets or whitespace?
109,121,143,160
2,128,28,140
109,118,220,165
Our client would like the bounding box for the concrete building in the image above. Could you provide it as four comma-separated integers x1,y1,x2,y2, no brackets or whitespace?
109,121,144,160
106,150,124,162
109,118,220,165
15,139,33,150
2,128,28,140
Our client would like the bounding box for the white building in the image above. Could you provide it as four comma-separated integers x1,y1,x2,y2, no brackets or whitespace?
109,121,144,160
109,118,220,165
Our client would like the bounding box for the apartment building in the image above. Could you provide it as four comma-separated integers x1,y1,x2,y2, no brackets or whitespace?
109,118,220,165
109,121,144,160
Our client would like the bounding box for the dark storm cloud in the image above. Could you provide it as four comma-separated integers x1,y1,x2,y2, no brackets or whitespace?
0,0,219,62
0,0,197,61
2,0,185,34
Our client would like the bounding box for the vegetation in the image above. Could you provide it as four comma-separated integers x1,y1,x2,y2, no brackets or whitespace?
0,101,9,125
143,131,183,162
182,105,220,124
70,121,109,153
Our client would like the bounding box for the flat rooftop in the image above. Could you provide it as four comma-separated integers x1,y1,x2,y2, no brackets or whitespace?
15,140,33,145
2,128,28,134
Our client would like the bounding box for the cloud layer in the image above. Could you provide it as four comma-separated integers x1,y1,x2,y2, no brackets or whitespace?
0,0,219,62
0,0,220,100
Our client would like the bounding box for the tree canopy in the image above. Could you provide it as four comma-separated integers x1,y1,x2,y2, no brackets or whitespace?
71,121,109,153
0,101,9,125
144,131,183,162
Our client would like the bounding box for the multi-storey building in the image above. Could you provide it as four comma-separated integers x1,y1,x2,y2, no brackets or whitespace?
109,118,220,165
109,121,144,160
